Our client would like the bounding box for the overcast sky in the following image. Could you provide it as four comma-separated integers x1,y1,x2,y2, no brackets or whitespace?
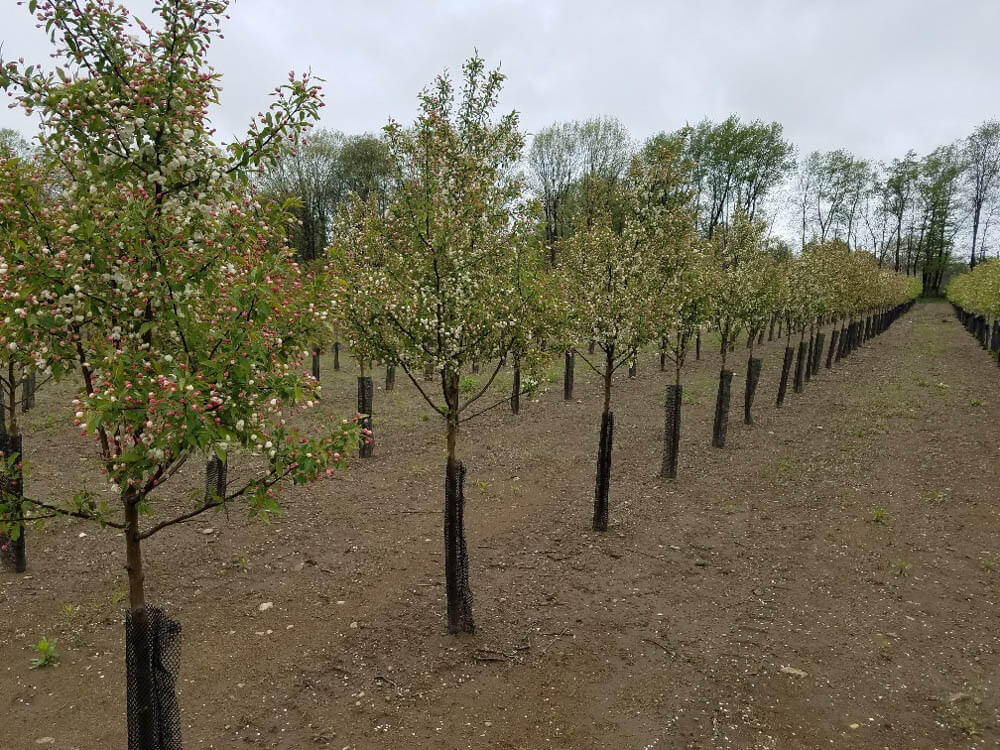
2,0,999,163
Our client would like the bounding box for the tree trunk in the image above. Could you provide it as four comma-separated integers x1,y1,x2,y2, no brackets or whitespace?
124,495,156,749
563,351,574,401
804,333,814,383
0,432,25,573
204,454,227,501
593,348,614,532
744,356,762,425
812,332,826,376
793,337,807,393
311,348,320,381
711,368,733,448
660,383,682,479
332,341,340,371
358,374,373,458
510,360,521,415
776,346,794,407
385,365,395,392
696,329,701,360
443,372,474,634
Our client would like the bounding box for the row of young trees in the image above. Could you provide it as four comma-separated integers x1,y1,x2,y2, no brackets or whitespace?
326,56,922,635
948,260,1000,356
0,1,921,745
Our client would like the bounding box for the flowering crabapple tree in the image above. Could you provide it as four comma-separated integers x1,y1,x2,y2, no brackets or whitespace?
0,143,81,572
330,55,539,635
1,0,357,744
707,212,769,446
556,154,692,530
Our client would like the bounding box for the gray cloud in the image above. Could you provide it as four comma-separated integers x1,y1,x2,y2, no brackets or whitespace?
3,0,999,161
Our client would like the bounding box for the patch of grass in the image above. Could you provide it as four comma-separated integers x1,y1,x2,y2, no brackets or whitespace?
893,559,912,578
776,457,798,476
870,508,888,524
925,488,951,505
109,583,128,607
970,398,983,407
30,637,59,669
459,375,478,394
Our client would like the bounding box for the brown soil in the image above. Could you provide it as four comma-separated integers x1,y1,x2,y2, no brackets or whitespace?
2,300,999,749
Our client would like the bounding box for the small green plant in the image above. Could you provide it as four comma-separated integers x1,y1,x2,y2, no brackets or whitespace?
511,483,521,494
955,714,979,736
420,413,430,422
459,375,478,394
926,488,950,505
110,583,128,606
62,604,80,619
894,559,911,578
237,555,251,572
970,398,983,407
30,637,59,669
871,508,888,524
478,480,490,491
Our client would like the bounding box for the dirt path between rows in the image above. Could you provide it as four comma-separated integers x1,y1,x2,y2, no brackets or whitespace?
2,300,998,749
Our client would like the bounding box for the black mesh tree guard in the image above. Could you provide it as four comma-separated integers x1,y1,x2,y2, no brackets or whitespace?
385,365,395,391
804,335,814,383
444,459,474,634
793,340,807,393
0,433,25,573
593,411,614,530
332,341,340,371
204,455,227,501
744,357,762,425
510,364,521,415
659,337,667,371
357,376,373,458
628,360,637,379
21,370,35,413
812,332,825,376
563,351,574,401
311,349,320,381
661,385,681,479
125,606,182,750
0,387,6,439
776,346,794,407
835,325,846,362
695,329,701,360
711,369,733,448
471,361,479,374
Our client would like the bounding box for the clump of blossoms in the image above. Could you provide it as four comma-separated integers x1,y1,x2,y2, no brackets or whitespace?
330,56,540,635
1,1,356,742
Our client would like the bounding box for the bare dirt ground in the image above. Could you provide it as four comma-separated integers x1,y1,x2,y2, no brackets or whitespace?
2,300,999,749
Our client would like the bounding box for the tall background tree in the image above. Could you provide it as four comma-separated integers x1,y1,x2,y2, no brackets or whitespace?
963,120,1000,268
